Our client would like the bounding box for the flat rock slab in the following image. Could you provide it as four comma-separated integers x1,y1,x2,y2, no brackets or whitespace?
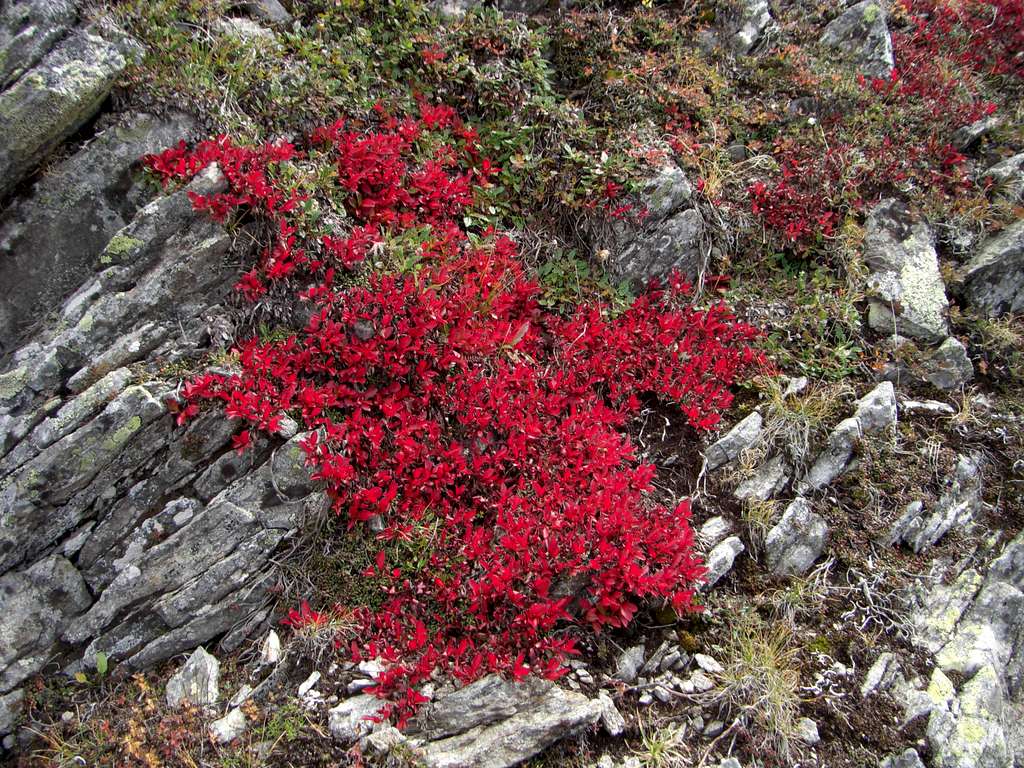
0,29,130,200
864,199,949,344
964,219,1024,318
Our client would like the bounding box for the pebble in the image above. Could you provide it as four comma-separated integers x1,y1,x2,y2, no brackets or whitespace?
347,678,375,694
796,717,820,745
654,685,673,703
703,719,725,737
260,630,281,665
694,653,724,674
297,671,320,697
690,671,715,692
229,683,254,708
638,692,654,706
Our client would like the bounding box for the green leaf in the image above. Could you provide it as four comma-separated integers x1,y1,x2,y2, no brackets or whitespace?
74,672,88,684
96,652,108,676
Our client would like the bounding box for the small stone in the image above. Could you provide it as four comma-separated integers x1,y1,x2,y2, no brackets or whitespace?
861,653,899,697
919,337,973,391
703,719,725,737
260,630,281,665
229,684,254,709
638,692,654,705
61,710,74,723
880,748,926,768
614,644,646,684
782,376,809,398
597,692,625,736
820,0,894,78
703,536,745,589
689,671,715,692
2,734,14,750
795,717,820,745
209,708,247,744
298,671,321,698
705,411,763,471
358,659,384,679
165,647,220,708
900,399,955,416
764,498,829,577
328,695,388,742
347,679,375,694
734,454,790,501
654,685,673,703
660,650,681,672
699,516,733,548
360,724,405,756
953,116,1000,150
694,654,724,675
718,759,742,768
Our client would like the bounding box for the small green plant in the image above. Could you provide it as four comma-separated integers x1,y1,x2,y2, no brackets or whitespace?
712,612,803,763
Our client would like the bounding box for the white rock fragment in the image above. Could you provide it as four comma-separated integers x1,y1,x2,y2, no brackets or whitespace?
166,647,220,708
260,630,281,665
209,708,247,744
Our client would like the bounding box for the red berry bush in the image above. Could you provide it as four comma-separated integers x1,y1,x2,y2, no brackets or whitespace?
145,106,764,724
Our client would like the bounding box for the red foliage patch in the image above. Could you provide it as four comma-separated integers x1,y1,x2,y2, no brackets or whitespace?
145,107,764,725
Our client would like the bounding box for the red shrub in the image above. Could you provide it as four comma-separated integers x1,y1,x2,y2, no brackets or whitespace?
146,108,764,725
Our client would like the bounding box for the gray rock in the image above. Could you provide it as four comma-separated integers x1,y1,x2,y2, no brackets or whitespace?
0,689,23,735
900,399,956,416
861,652,901,697
0,385,167,573
418,682,603,768
209,708,247,744
734,454,790,501
984,153,1024,203
854,381,898,432
798,382,896,493
963,219,1024,317
919,337,974,391
0,555,90,693
705,411,763,471
952,116,1001,150
820,0,894,78
764,497,828,577
165,647,220,708
699,516,732,548
613,645,645,684
879,749,926,768
795,717,820,745
593,165,706,286
902,453,983,553
0,112,196,352
329,694,388,742
0,0,79,88
0,29,130,200
927,664,1010,768
241,0,292,23
597,692,625,736
864,200,949,343
730,0,772,53
798,416,860,492
703,536,745,589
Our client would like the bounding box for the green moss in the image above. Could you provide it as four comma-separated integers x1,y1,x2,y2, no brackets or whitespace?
107,415,143,450
0,365,28,401
862,3,881,23
100,234,144,264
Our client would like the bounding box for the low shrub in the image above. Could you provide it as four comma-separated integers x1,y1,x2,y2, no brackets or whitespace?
145,107,764,724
